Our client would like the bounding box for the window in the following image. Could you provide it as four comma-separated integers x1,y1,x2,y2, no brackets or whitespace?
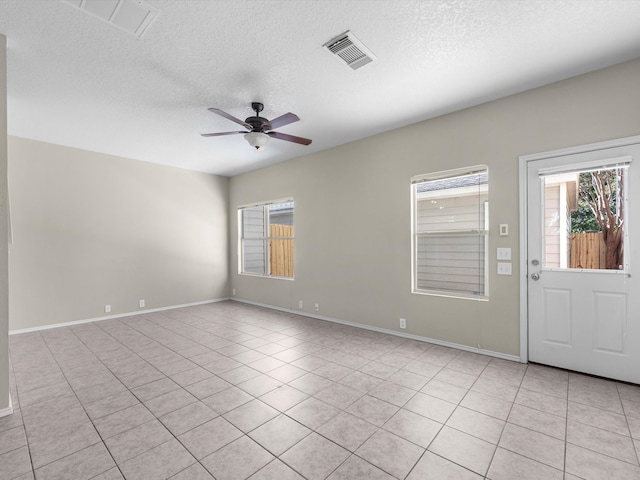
411,166,488,298
239,200,294,278
541,161,628,271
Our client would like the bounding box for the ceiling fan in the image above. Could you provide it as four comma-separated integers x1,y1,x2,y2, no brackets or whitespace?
201,102,312,150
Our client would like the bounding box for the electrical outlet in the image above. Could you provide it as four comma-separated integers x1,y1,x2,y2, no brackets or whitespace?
399,318,406,329
104,305,111,313
314,303,319,311
298,300,303,309
232,288,236,296
139,299,145,308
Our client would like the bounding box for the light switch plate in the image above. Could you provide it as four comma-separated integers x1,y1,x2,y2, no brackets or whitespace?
497,262,512,275
499,224,509,236
497,248,512,260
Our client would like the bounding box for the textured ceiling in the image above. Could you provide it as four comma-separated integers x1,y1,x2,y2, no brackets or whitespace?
1,1,639,176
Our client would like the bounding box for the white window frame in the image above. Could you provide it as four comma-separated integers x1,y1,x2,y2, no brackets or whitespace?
238,198,294,279
411,165,489,300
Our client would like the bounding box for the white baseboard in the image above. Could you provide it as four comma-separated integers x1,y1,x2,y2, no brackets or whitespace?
234,298,521,363
0,397,13,418
8,295,520,362
9,297,231,335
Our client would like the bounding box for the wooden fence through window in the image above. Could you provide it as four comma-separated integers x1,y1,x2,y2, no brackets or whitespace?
270,224,294,277
570,232,605,269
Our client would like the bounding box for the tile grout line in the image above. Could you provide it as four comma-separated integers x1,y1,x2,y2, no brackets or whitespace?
7,302,640,479
76,320,225,479
69,317,255,478
33,329,128,479
86,309,362,479
7,343,37,480
458,352,515,479
618,384,640,468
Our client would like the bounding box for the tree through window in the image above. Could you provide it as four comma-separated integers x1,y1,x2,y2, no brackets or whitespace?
543,164,627,270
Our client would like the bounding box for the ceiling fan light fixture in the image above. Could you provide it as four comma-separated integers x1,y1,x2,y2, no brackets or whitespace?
244,131,270,150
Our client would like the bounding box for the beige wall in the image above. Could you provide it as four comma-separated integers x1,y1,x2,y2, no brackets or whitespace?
1,34,10,411
9,137,230,331
230,58,640,357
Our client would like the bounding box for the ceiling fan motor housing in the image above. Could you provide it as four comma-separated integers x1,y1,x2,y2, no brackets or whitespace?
246,102,269,131
245,116,271,132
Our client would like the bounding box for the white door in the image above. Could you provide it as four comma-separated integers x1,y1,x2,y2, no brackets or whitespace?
526,140,640,384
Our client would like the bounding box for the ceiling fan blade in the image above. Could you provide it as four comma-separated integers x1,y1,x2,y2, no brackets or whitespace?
267,112,300,130
208,108,251,128
267,131,312,145
201,131,245,137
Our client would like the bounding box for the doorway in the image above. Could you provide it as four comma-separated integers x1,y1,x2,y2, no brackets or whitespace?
520,136,640,384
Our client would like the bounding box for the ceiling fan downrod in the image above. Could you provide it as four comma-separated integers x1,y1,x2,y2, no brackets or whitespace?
251,102,264,116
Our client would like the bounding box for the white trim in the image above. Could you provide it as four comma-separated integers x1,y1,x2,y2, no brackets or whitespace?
538,156,631,176
233,298,521,363
520,136,640,162
411,166,490,300
518,134,640,364
416,184,488,200
410,182,417,295
411,164,488,183
519,151,529,363
238,273,295,281
623,165,631,274
237,208,242,275
484,200,490,297
410,288,489,302
0,397,13,418
238,199,295,279
237,197,293,210
9,298,230,335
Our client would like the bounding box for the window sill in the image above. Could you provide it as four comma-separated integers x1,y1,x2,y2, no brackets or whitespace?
239,273,295,281
412,289,489,301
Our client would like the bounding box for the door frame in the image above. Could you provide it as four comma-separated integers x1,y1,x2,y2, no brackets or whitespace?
518,134,640,364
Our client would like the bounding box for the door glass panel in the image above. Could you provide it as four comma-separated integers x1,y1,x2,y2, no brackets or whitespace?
542,166,627,270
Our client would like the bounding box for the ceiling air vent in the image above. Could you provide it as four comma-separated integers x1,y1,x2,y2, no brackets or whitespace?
60,0,159,39
324,31,376,70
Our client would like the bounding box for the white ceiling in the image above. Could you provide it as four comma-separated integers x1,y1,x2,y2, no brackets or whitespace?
1,1,639,177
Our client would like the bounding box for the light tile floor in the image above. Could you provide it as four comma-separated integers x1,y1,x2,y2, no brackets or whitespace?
1,301,640,480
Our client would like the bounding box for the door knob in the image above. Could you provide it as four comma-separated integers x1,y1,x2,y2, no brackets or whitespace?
530,273,540,281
